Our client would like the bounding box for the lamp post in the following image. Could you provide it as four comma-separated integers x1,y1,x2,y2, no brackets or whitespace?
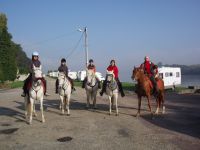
78,27,88,68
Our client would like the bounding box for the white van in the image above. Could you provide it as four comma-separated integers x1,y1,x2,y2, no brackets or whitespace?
77,70,105,81
158,67,181,89
68,71,77,80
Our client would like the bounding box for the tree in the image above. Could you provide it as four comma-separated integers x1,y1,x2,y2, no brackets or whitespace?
0,13,30,82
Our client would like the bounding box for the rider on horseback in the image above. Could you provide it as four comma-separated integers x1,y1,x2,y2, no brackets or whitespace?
100,59,125,97
21,51,49,97
140,56,159,97
55,58,75,93
82,59,101,89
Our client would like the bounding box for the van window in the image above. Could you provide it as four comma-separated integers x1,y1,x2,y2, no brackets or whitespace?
159,73,163,79
176,72,180,77
165,72,169,77
170,72,173,76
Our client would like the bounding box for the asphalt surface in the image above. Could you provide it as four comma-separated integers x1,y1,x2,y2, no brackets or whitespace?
0,77,199,150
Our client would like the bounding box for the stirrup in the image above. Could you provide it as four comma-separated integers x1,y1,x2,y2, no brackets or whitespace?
99,91,103,96
21,93,26,97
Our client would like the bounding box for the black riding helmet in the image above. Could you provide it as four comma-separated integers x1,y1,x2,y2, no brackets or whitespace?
89,59,94,63
61,58,66,63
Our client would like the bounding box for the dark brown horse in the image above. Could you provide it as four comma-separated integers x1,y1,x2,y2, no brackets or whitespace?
131,67,165,117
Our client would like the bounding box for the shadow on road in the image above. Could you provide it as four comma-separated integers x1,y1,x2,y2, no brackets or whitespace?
141,93,200,139
0,106,25,122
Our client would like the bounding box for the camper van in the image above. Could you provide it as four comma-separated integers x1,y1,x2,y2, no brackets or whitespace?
48,71,77,80
77,70,105,81
158,67,181,89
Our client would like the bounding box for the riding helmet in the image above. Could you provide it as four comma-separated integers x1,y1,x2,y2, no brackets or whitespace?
32,51,39,56
89,59,94,63
61,58,66,63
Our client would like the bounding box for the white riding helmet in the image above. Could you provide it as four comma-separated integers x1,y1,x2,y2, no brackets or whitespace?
32,51,39,56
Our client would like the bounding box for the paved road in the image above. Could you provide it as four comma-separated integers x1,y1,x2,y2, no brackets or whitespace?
0,77,199,150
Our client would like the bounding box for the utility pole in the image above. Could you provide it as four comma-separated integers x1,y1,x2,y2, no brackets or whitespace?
84,27,89,68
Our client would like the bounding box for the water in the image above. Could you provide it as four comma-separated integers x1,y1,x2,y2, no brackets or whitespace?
121,74,200,87
181,75,200,87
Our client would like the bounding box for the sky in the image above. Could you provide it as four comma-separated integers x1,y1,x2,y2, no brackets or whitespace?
0,0,200,81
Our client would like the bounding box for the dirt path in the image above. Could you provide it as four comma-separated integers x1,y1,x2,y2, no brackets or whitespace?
0,77,199,150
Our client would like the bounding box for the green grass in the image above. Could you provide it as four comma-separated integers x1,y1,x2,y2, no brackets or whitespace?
122,82,136,91
74,81,82,87
9,81,24,88
0,81,23,89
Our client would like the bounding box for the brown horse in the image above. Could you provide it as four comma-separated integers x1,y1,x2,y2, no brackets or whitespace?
131,67,165,117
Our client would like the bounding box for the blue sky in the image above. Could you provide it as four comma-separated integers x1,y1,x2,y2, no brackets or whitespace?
1,0,200,81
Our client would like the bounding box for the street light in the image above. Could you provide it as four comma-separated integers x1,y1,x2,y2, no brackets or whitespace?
78,27,88,68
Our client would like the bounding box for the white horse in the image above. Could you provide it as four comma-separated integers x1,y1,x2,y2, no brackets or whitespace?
106,71,119,116
58,72,71,115
85,69,99,109
24,65,45,124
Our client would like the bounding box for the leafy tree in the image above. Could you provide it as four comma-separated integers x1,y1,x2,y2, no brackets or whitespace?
0,13,30,82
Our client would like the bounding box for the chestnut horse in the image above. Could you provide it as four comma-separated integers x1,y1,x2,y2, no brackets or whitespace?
131,67,165,117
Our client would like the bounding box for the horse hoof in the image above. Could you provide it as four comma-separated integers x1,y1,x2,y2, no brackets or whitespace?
67,114,70,116
93,107,97,109
116,114,119,116
109,113,111,115
136,113,140,118
33,113,37,117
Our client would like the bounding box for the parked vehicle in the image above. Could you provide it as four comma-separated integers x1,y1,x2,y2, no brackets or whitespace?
77,70,105,81
158,67,181,89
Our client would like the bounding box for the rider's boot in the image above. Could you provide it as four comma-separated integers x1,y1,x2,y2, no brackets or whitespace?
98,81,101,89
21,92,26,97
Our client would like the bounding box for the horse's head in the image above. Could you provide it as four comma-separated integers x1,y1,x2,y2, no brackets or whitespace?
131,66,144,81
106,70,115,82
58,72,66,88
86,69,96,86
32,65,42,79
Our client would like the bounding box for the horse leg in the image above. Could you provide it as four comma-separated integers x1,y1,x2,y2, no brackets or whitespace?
66,95,70,116
155,96,160,115
115,95,119,116
59,100,61,110
29,98,34,124
111,97,114,110
93,92,97,109
161,93,165,114
40,98,45,123
136,96,141,117
33,101,37,117
108,96,112,115
86,92,90,109
60,96,64,114
24,96,28,119
147,95,153,118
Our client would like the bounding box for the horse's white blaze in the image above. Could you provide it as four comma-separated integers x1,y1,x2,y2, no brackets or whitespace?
105,71,119,116
85,70,98,108
58,72,71,115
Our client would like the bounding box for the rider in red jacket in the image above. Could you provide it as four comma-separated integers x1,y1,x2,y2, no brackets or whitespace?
140,56,158,97
100,60,125,97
